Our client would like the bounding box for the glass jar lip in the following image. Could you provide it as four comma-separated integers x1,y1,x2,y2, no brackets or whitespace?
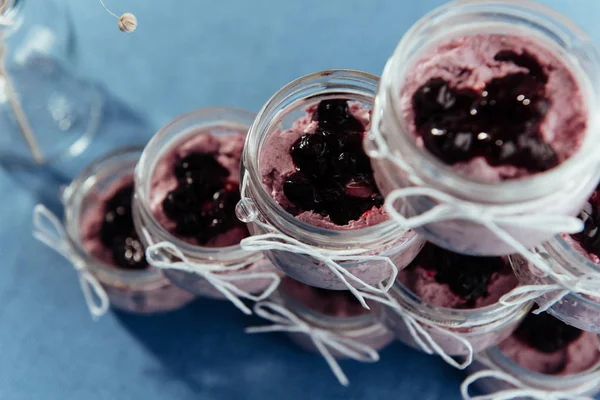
134,106,264,263
244,68,415,247
63,146,164,284
276,289,378,331
380,0,600,203
535,237,600,309
389,278,531,329
483,341,600,383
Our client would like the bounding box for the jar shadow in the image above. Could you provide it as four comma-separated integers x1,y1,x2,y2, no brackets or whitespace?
112,298,466,399
0,83,152,212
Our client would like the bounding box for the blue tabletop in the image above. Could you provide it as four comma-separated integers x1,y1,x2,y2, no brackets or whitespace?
2,0,600,399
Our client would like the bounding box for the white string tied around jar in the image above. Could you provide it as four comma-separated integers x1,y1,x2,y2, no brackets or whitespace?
245,301,380,387
145,241,281,315
32,205,110,319
363,287,475,370
461,369,599,400
499,252,600,313
236,171,399,310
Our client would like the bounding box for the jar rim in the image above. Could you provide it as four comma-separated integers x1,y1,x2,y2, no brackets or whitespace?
63,146,165,285
483,341,600,384
243,69,416,248
388,278,531,330
378,0,600,204
134,106,264,265
536,237,600,309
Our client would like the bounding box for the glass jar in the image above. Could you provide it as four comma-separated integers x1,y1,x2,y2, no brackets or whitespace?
274,281,394,356
367,0,600,256
509,237,600,333
0,0,102,164
375,280,531,362
463,343,600,398
62,147,195,314
133,107,281,305
238,69,425,292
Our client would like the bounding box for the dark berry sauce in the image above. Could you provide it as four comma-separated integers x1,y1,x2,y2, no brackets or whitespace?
283,100,383,225
408,243,506,307
99,184,148,270
161,152,248,245
412,51,557,173
572,186,600,257
514,311,583,354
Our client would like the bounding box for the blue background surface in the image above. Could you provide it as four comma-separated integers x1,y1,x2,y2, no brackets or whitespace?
1,0,600,399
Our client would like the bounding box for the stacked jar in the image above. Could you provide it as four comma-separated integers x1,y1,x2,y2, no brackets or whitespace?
365,0,600,397
34,147,195,316
133,107,282,315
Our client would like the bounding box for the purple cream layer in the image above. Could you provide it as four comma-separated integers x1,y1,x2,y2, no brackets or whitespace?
400,34,587,182
281,277,369,318
80,175,135,267
398,263,517,309
398,243,518,309
500,331,600,375
150,130,248,247
260,103,387,230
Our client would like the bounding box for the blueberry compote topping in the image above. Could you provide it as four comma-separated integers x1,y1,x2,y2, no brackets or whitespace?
572,186,600,256
514,311,583,354
283,100,383,225
409,243,505,307
412,51,557,173
161,152,248,244
99,184,148,270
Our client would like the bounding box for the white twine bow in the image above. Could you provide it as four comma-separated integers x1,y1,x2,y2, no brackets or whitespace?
461,369,599,400
240,231,398,310
365,287,474,370
499,253,600,313
145,241,281,315
238,171,398,309
245,301,380,386
32,204,109,319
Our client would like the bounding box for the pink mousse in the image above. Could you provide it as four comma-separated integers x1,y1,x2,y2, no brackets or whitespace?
400,34,587,182
500,330,600,375
150,130,248,247
79,175,138,267
398,246,518,309
260,103,387,230
281,277,369,318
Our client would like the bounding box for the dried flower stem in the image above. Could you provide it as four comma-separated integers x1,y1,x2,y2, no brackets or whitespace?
0,43,44,163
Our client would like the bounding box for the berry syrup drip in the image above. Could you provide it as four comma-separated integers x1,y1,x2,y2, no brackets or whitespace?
283,100,383,225
409,243,504,307
99,184,148,270
161,152,248,244
412,51,557,173
572,186,600,256
514,311,583,354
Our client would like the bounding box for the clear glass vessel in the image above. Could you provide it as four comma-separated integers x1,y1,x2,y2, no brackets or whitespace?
239,69,425,290
63,147,194,313
133,107,281,300
367,0,600,256
0,0,102,164
510,236,600,333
